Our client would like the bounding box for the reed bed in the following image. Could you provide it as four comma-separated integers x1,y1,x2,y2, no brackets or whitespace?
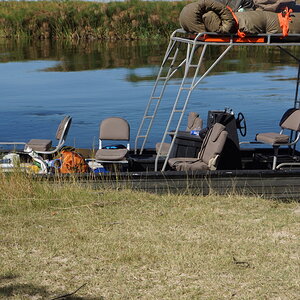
0,0,187,41
0,172,299,299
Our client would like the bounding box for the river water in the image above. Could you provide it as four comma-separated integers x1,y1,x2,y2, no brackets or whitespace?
0,39,299,149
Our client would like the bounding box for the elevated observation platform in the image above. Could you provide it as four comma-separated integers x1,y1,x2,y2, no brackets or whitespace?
134,29,300,171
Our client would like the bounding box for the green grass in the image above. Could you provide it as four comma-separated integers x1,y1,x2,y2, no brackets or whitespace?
0,172,299,299
0,0,188,40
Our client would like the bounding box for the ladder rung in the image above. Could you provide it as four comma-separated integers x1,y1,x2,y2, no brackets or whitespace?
189,64,198,67
174,109,183,113
181,87,192,90
168,56,175,60
144,116,153,119
151,97,161,100
158,77,168,80
137,135,146,138
166,131,175,135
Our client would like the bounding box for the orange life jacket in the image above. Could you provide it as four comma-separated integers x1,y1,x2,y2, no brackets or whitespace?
59,150,89,174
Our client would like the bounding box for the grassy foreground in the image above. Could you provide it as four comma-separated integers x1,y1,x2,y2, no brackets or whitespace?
0,172,299,299
0,0,187,40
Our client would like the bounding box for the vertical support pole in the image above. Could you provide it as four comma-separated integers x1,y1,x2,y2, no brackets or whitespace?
294,61,300,109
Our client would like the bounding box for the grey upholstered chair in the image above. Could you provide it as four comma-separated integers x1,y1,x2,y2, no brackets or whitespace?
0,116,72,156
255,108,300,169
95,117,130,162
156,112,203,155
24,116,72,155
168,123,228,171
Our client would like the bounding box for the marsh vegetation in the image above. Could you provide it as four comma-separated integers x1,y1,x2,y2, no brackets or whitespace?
0,0,187,40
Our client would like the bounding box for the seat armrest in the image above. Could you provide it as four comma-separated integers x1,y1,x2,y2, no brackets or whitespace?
239,141,263,145
0,142,26,145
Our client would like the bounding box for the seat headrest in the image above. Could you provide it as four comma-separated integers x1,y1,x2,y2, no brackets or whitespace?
187,112,202,131
188,112,199,119
280,108,300,131
210,123,226,142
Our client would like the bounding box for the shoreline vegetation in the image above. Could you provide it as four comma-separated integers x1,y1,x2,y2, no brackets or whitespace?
0,172,299,298
0,0,188,41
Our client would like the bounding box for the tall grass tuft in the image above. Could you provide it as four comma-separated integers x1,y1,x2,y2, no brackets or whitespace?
0,171,100,212
0,1,188,40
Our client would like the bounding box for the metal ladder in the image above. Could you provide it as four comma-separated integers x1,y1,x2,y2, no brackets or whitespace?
155,39,233,171
135,30,233,164
134,32,185,155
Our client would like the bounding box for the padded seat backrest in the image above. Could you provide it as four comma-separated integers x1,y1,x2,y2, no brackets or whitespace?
186,112,203,131
200,123,228,165
55,116,72,141
279,108,300,131
99,117,130,141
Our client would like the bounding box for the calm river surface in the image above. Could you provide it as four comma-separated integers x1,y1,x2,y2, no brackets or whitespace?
1,39,300,149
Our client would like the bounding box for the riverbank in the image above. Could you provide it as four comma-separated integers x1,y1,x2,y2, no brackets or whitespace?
0,0,187,41
0,172,299,298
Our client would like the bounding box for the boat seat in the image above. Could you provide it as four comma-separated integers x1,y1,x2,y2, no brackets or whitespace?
0,116,72,156
25,115,72,155
95,148,128,161
156,112,203,156
254,108,300,169
168,123,228,171
256,132,290,144
95,117,130,163
155,142,172,156
186,112,203,132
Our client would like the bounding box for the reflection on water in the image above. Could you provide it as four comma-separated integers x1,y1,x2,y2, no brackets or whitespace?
0,39,300,148
0,39,167,73
2,39,300,76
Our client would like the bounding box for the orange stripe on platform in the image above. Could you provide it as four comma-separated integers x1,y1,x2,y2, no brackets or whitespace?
189,34,265,43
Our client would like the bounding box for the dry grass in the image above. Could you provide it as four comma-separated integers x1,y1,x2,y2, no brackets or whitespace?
0,173,299,299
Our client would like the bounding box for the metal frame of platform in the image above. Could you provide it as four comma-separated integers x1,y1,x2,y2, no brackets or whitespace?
134,29,300,171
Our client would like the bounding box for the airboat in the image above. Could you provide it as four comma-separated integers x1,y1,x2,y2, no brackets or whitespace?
3,30,300,200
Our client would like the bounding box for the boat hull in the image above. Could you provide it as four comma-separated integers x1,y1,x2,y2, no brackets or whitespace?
42,169,300,200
